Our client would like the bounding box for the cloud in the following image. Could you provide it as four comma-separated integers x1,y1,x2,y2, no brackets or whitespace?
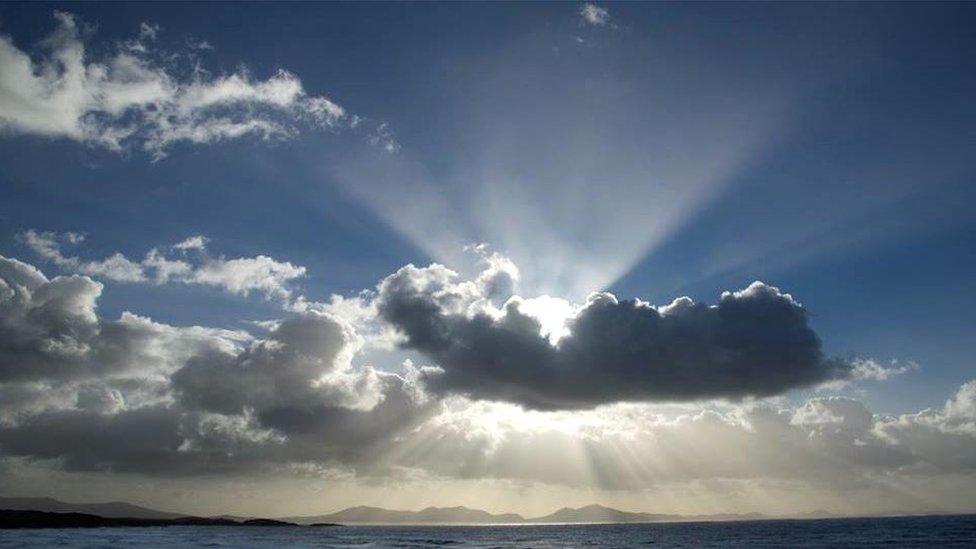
0,256,431,475
851,358,918,381
0,253,974,507
171,314,432,466
873,381,976,473
190,256,306,300
466,243,520,304
579,3,611,27
0,255,249,385
19,230,146,282
172,314,367,416
20,230,305,302
367,121,400,153
173,235,208,251
380,384,976,493
376,262,851,409
0,12,394,159
138,22,160,42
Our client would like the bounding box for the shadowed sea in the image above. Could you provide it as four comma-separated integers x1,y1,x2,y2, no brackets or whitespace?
1,515,974,548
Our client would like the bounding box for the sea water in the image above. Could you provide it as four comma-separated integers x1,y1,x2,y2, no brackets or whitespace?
1,514,974,548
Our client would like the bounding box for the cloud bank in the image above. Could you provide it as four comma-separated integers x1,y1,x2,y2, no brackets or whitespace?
0,252,973,516
0,254,430,474
392,385,976,492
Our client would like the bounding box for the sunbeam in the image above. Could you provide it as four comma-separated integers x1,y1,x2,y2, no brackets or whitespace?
1,3,974,542
328,26,791,299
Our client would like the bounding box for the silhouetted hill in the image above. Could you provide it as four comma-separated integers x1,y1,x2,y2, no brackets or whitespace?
287,504,770,524
0,497,182,520
0,510,247,529
210,514,256,522
287,505,524,524
241,518,296,527
1,496,850,526
530,504,680,523
0,509,342,530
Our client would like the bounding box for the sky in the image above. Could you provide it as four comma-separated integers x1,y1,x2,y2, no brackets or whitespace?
0,2,975,518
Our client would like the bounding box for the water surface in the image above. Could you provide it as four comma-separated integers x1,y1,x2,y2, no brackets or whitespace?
2,514,974,548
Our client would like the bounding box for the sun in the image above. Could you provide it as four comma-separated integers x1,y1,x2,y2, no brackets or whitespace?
513,295,577,344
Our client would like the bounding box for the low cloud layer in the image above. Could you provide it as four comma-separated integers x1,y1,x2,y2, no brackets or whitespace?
0,12,395,159
0,253,973,516
377,263,850,409
393,384,976,492
0,254,430,474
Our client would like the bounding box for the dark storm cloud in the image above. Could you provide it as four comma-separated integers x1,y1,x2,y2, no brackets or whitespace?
377,264,852,409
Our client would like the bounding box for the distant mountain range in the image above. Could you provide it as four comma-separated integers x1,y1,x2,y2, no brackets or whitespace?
0,497,344,530
0,497,184,520
530,504,680,524
288,505,523,524
0,496,846,526
285,503,776,525
0,510,312,530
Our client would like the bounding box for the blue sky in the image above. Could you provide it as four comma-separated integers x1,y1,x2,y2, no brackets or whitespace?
0,2,975,515
3,2,972,410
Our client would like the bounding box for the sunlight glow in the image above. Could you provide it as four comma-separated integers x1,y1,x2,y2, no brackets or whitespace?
328,44,790,299
513,295,576,343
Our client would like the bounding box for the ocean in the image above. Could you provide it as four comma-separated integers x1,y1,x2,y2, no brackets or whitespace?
1,515,974,548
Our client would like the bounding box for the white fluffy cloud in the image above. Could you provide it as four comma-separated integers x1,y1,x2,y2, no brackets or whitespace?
172,236,208,251
190,256,306,300
0,255,429,475
579,3,611,26
0,255,248,389
0,12,394,159
20,230,306,302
